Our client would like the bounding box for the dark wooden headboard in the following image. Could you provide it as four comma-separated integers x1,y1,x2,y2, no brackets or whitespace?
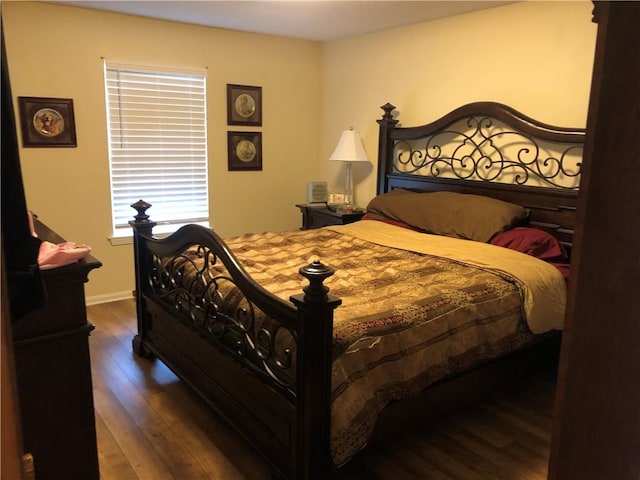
375,102,586,249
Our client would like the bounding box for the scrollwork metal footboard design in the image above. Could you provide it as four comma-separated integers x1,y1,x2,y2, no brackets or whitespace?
149,244,298,397
131,200,341,479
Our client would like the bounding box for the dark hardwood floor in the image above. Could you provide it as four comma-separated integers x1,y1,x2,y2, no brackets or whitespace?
88,299,558,480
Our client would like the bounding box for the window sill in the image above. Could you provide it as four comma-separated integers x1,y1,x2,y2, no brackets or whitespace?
108,235,133,246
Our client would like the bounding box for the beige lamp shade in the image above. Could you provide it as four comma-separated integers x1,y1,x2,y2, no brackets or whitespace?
329,129,369,163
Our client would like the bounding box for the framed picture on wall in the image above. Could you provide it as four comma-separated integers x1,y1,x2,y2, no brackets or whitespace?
18,96,77,147
227,131,262,171
226,84,262,126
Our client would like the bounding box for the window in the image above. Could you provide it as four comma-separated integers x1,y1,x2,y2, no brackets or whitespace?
104,62,208,240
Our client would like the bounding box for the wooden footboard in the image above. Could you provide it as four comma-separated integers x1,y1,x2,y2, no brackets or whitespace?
129,201,341,480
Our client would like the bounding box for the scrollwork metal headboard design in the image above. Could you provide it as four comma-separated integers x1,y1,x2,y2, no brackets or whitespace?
377,102,586,193
394,115,583,190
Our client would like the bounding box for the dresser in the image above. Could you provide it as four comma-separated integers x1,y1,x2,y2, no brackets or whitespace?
11,218,102,479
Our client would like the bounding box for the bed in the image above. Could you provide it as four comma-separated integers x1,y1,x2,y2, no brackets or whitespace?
129,101,585,479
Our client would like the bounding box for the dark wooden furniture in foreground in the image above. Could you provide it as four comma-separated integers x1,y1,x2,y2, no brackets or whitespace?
129,102,584,479
12,218,102,480
295,203,365,230
549,3,640,479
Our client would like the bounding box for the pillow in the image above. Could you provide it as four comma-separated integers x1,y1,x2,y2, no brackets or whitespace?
365,189,529,242
490,227,571,281
550,261,571,281
360,214,420,231
489,227,568,261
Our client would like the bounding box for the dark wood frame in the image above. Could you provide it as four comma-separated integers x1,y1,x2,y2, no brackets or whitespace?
227,131,262,171
18,96,77,147
129,102,585,480
549,3,640,478
227,84,262,126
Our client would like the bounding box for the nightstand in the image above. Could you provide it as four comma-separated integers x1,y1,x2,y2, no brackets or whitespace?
296,204,365,230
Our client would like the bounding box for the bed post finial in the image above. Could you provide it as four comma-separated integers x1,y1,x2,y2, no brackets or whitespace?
380,102,396,122
129,199,157,237
298,260,335,302
130,199,153,224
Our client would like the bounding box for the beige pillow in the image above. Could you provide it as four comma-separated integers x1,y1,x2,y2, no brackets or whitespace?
365,189,529,242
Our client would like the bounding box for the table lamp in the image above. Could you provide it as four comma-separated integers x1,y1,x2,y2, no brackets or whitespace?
329,128,369,208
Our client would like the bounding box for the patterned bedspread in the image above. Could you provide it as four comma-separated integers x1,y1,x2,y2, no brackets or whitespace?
169,220,565,466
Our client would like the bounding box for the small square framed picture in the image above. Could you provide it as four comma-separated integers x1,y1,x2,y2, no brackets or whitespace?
227,131,262,171
226,84,262,126
18,96,77,147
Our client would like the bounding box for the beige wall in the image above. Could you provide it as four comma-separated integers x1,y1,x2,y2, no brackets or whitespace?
2,1,322,302
2,1,596,302
320,1,597,207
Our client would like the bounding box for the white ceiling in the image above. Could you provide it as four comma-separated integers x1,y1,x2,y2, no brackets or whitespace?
60,1,513,42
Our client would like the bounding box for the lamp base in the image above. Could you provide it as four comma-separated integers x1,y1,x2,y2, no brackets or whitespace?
336,204,353,214
344,161,354,207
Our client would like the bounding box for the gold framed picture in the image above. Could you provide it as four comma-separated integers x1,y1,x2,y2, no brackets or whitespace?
18,96,77,147
227,131,262,171
226,84,262,126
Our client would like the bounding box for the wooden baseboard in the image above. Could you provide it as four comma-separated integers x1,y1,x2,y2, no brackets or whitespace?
85,291,133,306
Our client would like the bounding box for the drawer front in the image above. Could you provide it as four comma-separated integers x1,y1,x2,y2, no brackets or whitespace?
308,212,342,228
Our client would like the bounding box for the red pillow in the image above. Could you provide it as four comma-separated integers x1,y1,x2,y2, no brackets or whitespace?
490,227,571,281
489,227,567,261
549,261,571,281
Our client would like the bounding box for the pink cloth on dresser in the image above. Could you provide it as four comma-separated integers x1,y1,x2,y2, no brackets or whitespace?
38,241,91,270
29,211,91,269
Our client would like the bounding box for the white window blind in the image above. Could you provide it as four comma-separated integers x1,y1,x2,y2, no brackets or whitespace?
105,62,208,238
